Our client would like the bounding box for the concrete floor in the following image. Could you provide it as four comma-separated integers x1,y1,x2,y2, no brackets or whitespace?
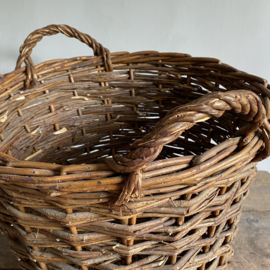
0,171,269,270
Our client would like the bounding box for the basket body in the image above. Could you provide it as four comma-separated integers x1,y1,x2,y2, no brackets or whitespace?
0,25,269,270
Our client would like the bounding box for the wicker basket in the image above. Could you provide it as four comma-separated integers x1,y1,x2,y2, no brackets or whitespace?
0,24,269,270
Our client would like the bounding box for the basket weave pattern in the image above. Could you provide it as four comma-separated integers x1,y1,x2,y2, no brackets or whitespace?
0,25,269,270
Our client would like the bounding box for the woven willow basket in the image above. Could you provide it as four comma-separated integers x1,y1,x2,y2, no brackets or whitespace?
0,24,269,270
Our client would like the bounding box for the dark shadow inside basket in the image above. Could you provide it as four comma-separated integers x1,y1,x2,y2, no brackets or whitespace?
0,64,250,165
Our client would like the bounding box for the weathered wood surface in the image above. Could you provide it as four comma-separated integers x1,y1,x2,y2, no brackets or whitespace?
228,170,270,270
0,231,19,269
0,171,269,270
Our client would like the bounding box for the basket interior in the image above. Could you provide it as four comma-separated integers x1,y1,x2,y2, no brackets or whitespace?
0,56,249,165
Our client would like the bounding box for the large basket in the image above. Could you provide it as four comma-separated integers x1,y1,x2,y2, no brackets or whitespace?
0,24,269,270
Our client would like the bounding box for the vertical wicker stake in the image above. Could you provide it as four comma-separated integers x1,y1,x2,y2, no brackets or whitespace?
158,59,164,121
16,100,48,270
218,116,243,266
170,253,178,265
199,186,227,270
51,91,88,270
108,98,115,156
129,64,138,130
66,208,88,270
71,73,90,155
219,176,248,266
174,75,192,254
61,163,89,270
120,218,129,246
104,98,115,156
51,84,86,269
172,192,193,265
18,206,48,270
125,216,137,265
200,78,226,270
98,64,115,157
171,75,193,266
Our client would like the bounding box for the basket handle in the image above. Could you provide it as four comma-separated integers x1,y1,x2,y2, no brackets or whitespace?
16,24,112,89
106,90,270,205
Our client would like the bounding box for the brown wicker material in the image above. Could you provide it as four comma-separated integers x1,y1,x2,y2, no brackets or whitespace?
0,24,269,270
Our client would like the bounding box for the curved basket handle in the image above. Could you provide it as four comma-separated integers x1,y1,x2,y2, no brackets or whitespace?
16,24,112,89
106,90,270,205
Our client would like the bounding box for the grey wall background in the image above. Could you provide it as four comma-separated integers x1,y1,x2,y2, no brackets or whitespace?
0,0,269,171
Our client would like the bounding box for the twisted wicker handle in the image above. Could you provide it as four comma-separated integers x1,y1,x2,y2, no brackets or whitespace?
106,90,270,205
16,24,112,89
